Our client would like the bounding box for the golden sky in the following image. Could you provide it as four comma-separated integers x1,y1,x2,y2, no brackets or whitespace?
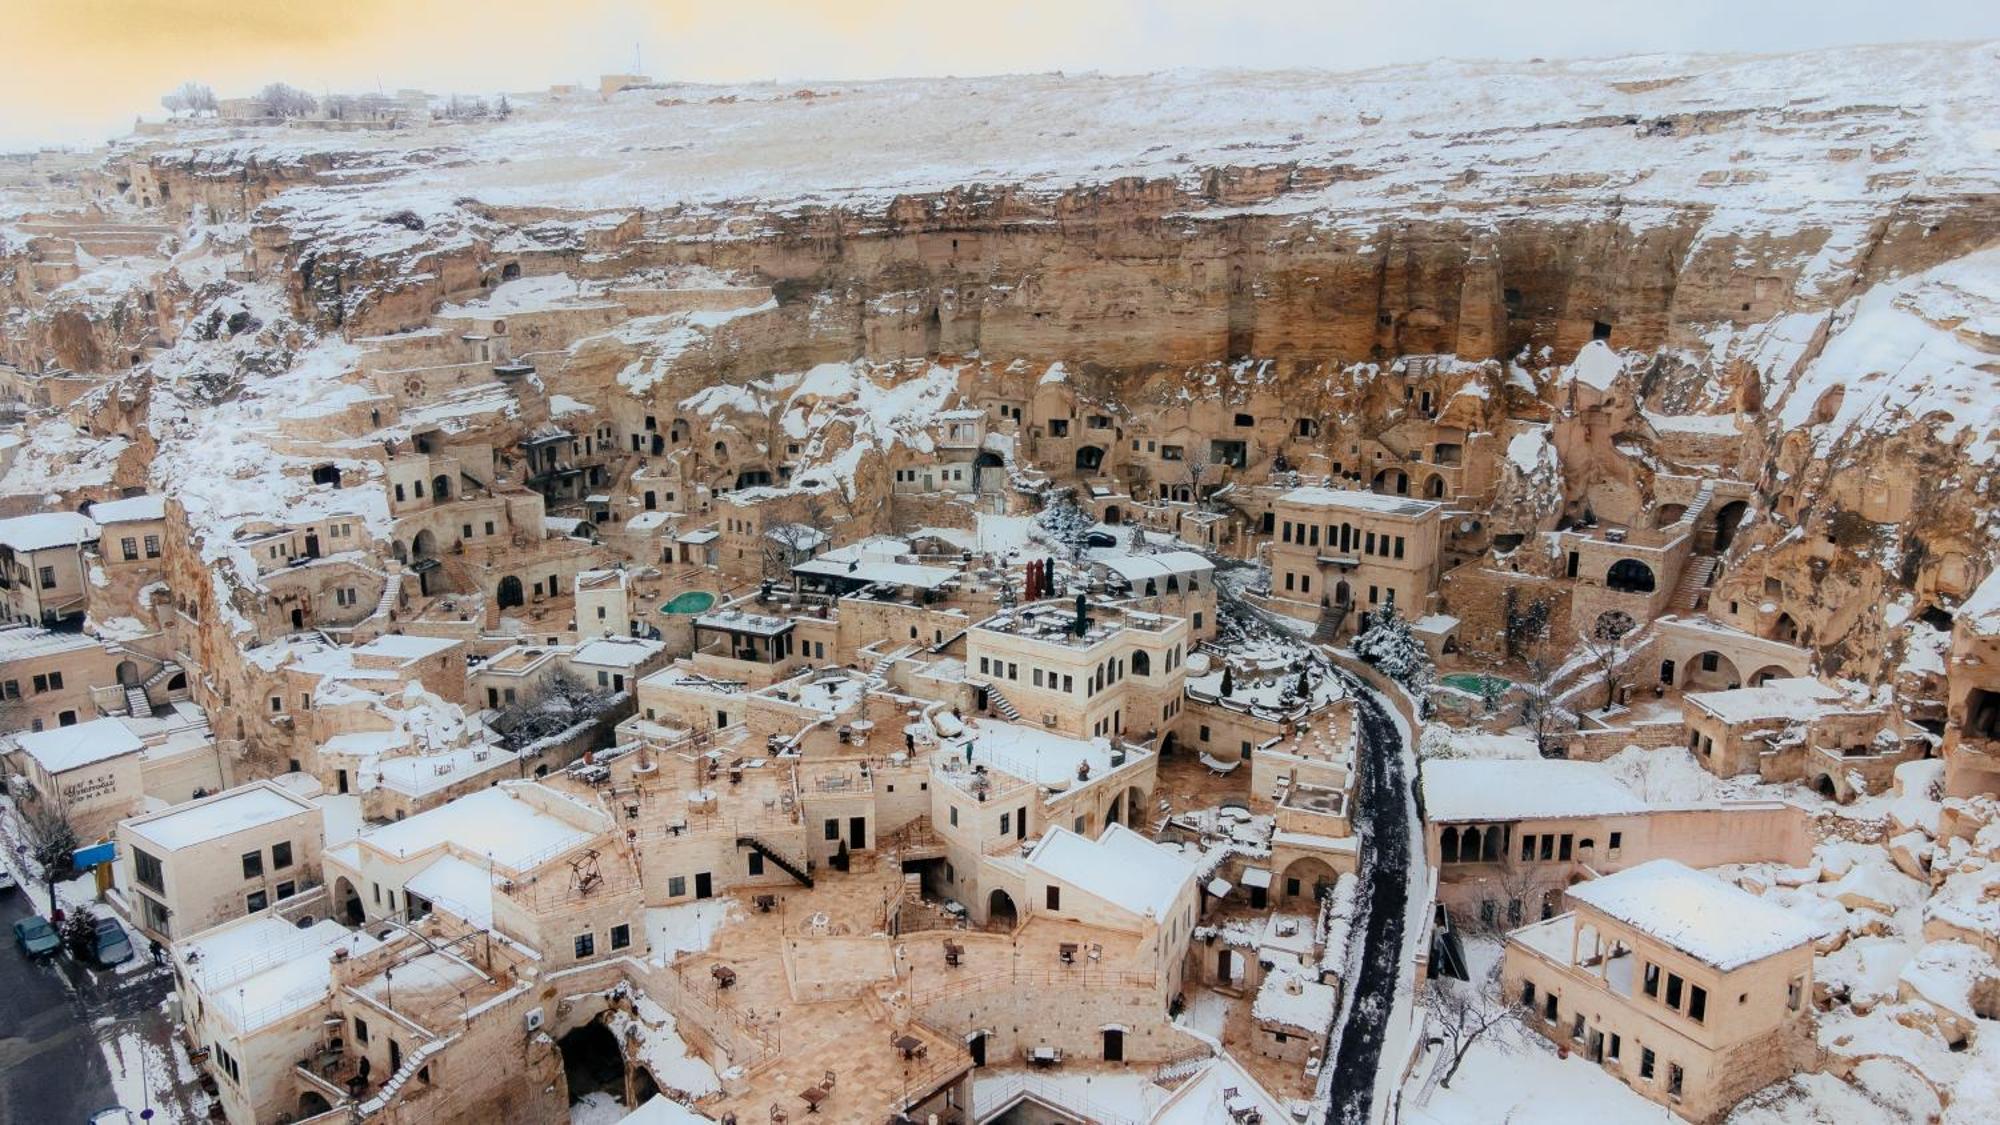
0,0,1992,151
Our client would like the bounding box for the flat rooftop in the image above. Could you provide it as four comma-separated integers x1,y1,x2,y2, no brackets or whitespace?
125,783,315,851
357,783,602,870
1278,485,1441,518
1421,759,1644,823
1561,859,1826,971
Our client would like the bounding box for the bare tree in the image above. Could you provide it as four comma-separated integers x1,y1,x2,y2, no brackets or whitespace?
1428,957,1524,1089
760,496,834,582
160,81,217,116
17,798,79,915
1577,620,1631,710
1516,659,1574,756
258,82,317,119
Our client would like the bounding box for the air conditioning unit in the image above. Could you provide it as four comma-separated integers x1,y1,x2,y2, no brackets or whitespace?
1042,713,1057,727
524,1007,545,1032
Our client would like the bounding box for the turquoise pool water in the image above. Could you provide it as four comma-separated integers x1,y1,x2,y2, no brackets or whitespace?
661,591,717,615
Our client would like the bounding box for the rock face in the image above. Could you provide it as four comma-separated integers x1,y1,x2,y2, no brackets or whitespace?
1,42,1998,784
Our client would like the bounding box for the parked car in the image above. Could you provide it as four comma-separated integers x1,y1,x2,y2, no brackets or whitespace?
64,914,133,967
13,915,59,958
87,1109,136,1125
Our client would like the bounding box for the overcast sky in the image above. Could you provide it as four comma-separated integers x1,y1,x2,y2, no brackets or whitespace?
3,0,1997,152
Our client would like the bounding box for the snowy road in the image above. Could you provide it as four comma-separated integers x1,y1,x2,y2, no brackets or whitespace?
1325,672,1417,1125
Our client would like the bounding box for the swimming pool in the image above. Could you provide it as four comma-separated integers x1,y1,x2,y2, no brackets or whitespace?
661,591,717,615
1441,672,1511,696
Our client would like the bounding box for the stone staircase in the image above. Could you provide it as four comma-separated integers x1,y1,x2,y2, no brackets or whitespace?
737,836,813,887
869,643,918,679
979,681,1023,721
1672,556,1719,611
140,660,183,695
1680,482,1716,533
1313,602,1349,644
124,686,152,718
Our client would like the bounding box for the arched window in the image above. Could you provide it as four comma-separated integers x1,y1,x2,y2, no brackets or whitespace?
1132,651,1151,676
1605,559,1656,593
1440,827,1460,864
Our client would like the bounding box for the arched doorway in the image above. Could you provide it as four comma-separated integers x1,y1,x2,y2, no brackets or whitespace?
1125,786,1147,829
1373,468,1409,495
1105,793,1124,830
1425,474,1445,499
987,889,1019,930
1160,732,1178,758
1653,503,1687,528
1075,446,1105,473
299,1091,333,1117
1750,665,1792,687
167,671,187,692
334,877,364,924
501,261,521,281
431,475,451,500
1605,559,1656,593
1713,500,1749,553
310,464,342,487
1771,613,1800,644
497,575,524,609
411,529,437,561
557,1019,628,1111
1279,857,1340,906
1814,774,1838,799
1683,651,1742,691
1101,1027,1125,1062
967,1031,989,1068
115,660,140,687
1104,505,1121,525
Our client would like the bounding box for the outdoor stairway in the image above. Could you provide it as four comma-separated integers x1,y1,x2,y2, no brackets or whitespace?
737,836,813,887
869,643,919,679
1680,482,1716,532
124,686,152,718
1673,556,1719,611
140,660,182,693
981,681,1023,721
371,573,404,619
1313,602,1349,644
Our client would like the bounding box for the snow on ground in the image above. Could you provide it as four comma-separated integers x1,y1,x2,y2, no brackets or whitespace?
644,900,738,962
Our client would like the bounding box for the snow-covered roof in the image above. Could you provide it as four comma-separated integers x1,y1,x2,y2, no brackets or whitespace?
15,716,145,775
676,528,719,544
1027,822,1196,922
358,784,601,871
0,625,99,662
179,915,381,1032
1563,859,1825,971
792,553,957,590
88,495,167,525
0,510,97,552
1421,759,1645,823
1685,677,1847,724
1252,962,1338,1032
405,853,496,927
1152,1052,1292,1125
572,636,666,669
1277,486,1439,518
356,633,460,663
124,782,316,851
1098,550,1214,584
693,609,792,636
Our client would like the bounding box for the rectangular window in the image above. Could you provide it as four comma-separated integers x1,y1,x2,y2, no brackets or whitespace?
1046,886,1061,910
1520,834,1535,862
825,819,840,841
1559,834,1573,861
1665,973,1684,1010
948,806,959,827
241,851,263,879
1608,831,1623,855
1543,993,1558,1022
574,933,595,959
1000,812,1012,836
134,848,164,893
1521,980,1536,1007
1640,1048,1655,1080
1688,985,1706,1023
272,841,293,869
1667,1063,1683,1099
668,876,686,897
1539,836,1554,861
1644,963,1660,998
276,880,295,899
121,537,138,561
38,566,56,590
1788,976,1804,1011
611,924,631,949
246,890,269,913
355,1018,370,1044
1607,1033,1621,1062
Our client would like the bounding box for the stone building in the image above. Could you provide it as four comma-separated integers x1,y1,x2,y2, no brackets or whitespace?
116,779,324,941
1503,860,1822,1122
